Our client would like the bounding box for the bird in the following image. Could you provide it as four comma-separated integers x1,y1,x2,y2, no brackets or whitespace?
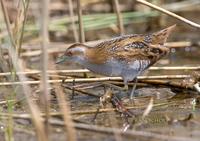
56,25,176,98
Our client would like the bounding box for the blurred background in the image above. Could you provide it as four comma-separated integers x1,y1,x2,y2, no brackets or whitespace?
0,1,200,141
2,0,200,43
1,0,199,70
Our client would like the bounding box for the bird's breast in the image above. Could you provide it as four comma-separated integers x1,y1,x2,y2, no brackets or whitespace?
81,58,150,82
83,59,123,77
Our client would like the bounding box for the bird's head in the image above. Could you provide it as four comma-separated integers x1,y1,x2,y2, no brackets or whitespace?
56,43,90,64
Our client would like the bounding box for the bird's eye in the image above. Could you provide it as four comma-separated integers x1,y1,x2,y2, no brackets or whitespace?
66,51,73,56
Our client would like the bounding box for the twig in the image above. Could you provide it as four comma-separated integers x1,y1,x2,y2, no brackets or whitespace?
113,0,124,35
0,66,198,77
0,100,180,118
0,75,190,86
136,0,200,29
62,84,100,97
77,0,85,43
139,79,194,89
149,66,200,71
165,41,196,48
163,0,200,12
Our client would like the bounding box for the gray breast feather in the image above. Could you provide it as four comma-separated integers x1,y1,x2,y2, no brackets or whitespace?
129,60,151,71
82,60,122,77
121,60,151,82
79,58,150,82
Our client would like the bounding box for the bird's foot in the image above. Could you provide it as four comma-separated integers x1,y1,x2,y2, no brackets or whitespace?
122,84,129,92
92,89,114,122
100,88,114,108
100,89,133,117
92,88,134,130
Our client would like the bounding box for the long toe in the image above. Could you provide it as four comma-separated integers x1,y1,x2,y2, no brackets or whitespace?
130,82,137,99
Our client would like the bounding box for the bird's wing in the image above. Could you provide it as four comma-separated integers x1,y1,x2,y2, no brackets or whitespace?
95,34,145,51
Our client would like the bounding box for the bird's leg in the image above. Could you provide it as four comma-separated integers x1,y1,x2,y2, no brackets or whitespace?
122,80,129,92
92,87,113,122
123,83,129,92
130,78,138,99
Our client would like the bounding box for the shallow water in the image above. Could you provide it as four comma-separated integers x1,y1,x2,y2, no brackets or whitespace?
0,45,200,141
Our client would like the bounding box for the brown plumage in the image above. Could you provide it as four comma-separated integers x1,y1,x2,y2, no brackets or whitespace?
87,24,175,65
57,25,176,97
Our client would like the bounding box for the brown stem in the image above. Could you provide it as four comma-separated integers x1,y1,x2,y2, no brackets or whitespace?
68,0,78,42
113,0,124,35
0,75,190,86
136,0,200,29
77,0,85,43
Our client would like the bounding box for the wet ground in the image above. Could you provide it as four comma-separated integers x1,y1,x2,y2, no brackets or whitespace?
0,44,199,141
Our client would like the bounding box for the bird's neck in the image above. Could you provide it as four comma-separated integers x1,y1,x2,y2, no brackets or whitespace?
72,47,108,67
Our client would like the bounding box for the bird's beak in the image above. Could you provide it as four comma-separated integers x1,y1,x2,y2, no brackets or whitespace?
56,55,66,64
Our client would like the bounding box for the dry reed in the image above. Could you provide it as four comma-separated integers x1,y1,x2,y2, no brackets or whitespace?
0,0,47,140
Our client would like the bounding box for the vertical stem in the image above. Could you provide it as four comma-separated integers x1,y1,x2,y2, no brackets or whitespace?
0,1,12,75
77,0,85,43
0,0,47,141
54,84,77,141
40,0,50,138
18,0,30,56
0,0,15,48
68,0,78,42
113,0,124,35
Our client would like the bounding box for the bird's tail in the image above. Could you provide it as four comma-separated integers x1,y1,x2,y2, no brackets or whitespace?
151,24,176,45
